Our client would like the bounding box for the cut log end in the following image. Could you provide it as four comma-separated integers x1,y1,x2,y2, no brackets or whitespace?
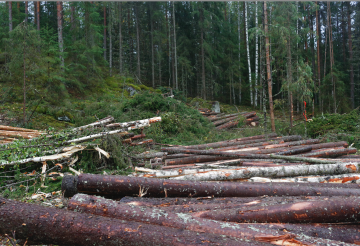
61,174,78,197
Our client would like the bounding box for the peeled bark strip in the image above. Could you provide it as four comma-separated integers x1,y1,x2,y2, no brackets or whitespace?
299,148,357,157
181,133,277,149
106,117,161,128
62,174,360,198
172,163,360,181
72,116,114,131
0,197,245,246
193,197,360,224
67,194,307,245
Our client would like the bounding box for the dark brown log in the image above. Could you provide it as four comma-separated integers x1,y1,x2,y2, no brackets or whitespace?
245,116,260,122
213,116,238,126
336,154,360,159
300,148,357,157
209,113,244,122
181,133,278,149
277,146,312,155
216,120,239,130
165,153,195,159
194,197,360,224
165,155,235,165
130,139,153,146
62,174,360,198
131,133,146,140
243,111,257,118
0,197,245,246
66,194,303,245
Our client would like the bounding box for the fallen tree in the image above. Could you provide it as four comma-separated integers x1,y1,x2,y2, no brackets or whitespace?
61,174,360,198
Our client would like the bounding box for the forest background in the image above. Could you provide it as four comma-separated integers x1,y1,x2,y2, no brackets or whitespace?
0,1,359,129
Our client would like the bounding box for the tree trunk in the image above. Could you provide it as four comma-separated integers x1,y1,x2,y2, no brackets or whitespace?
8,2,12,31
70,3,75,43
316,2,321,110
109,4,112,76
255,1,258,107
119,2,122,73
36,1,40,31
150,3,154,88
245,2,253,106
25,1,28,23
327,2,335,113
23,25,26,124
103,5,107,61
264,2,275,132
135,4,141,81
200,5,206,100
287,14,293,128
57,1,64,70
173,2,178,90
348,2,354,108
238,2,241,104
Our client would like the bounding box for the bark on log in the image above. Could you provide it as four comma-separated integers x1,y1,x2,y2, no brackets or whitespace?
135,152,166,159
106,117,161,128
66,194,313,245
216,120,239,130
243,111,257,118
245,116,260,123
299,148,357,157
213,116,238,126
256,173,360,183
72,116,114,131
0,197,245,246
130,139,153,146
0,130,40,139
336,154,360,159
171,163,360,181
276,146,312,155
165,155,235,165
162,164,196,169
193,197,360,224
209,113,244,122
181,133,277,149
61,174,360,198
241,162,304,167
269,154,339,164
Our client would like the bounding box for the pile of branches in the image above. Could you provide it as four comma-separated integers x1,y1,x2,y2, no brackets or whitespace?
0,116,161,190
2,174,360,245
199,108,259,129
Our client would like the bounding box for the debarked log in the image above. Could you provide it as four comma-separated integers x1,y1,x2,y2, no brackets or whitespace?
193,197,360,224
61,174,360,198
171,162,360,181
67,194,315,245
0,197,247,246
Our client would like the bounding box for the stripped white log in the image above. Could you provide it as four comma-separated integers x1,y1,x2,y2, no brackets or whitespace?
106,117,161,128
171,162,360,181
66,122,150,144
72,116,114,131
249,173,360,183
0,145,86,166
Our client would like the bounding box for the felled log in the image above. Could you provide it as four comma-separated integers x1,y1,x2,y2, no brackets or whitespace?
269,154,339,164
245,116,260,125
276,146,312,155
67,194,317,245
193,197,360,224
61,174,360,198
0,130,40,139
243,111,257,118
171,162,360,181
130,139,153,146
0,125,39,132
299,147,357,157
0,197,244,246
216,120,239,130
336,154,360,159
106,116,161,128
213,116,238,127
250,121,259,126
181,133,278,149
165,155,235,165
251,173,360,183
135,151,166,159
241,162,304,167
162,164,196,169
72,116,114,131
209,113,243,122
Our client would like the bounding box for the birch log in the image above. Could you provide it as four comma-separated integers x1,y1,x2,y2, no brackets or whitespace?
171,163,360,181
106,117,161,128
72,116,114,131
250,173,360,183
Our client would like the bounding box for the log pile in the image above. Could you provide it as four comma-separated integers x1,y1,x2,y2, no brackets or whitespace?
0,125,42,144
198,108,260,129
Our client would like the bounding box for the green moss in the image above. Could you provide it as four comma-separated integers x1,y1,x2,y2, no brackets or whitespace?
126,83,142,92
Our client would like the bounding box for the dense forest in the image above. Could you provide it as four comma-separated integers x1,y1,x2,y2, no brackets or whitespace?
1,1,359,119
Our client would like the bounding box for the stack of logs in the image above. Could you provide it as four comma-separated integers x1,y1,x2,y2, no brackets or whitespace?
2,174,360,245
199,108,259,129
0,125,42,144
134,133,359,183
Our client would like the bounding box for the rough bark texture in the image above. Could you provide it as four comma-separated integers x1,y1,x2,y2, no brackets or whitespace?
299,148,357,157
216,120,239,130
0,197,246,246
8,2,12,31
67,194,296,244
57,1,64,69
62,174,360,198
194,197,360,224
